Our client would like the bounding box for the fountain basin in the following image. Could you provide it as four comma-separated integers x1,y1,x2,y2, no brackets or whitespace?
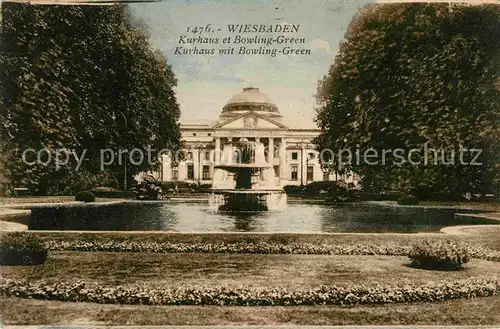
210,138,285,211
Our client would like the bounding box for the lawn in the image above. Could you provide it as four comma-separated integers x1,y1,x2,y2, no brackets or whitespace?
418,201,499,212
32,225,500,251
1,295,499,325
1,251,499,325
2,252,499,289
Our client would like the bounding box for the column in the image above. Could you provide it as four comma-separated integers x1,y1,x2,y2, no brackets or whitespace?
178,161,186,181
301,146,307,185
214,137,221,165
162,153,171,182
279,138,287,183
267,137,274,164
194,148,200,183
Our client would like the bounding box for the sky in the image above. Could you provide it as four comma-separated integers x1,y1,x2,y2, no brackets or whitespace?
129,0,372,124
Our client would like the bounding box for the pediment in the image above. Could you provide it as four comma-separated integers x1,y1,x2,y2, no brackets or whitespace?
215,112,288,130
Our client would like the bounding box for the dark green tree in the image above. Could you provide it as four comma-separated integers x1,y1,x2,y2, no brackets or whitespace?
315,3,500,199
0,3,181,194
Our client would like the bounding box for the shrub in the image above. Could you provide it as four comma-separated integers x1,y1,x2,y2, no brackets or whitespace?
198,184,213,193
92,186,118,193
38,170,118,196
408,240,471,271
325,185,354,203
91,187,134,199
0,233,48,265
397,194,419,205
304,181,346,195
133,177,163,200
75,191,96,202
283,185,304,195
355,191,402,201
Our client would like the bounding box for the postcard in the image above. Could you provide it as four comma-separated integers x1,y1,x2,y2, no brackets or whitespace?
0,0,499,328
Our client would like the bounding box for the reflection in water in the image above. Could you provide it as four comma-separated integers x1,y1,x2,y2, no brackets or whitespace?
228,212,260,232
29,202,496,233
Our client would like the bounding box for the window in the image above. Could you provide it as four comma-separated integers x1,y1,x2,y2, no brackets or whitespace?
171,166,178,180
202,165,210,180
186,152,193,160
323,172,330,181
204,150,211,161
193,133,197,136
291,152,298,160
208,133,212,136
290,165,298,181
187,164,194,180
307,165,314,182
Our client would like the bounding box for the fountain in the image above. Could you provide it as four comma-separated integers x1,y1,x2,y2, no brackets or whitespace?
209,138,287,211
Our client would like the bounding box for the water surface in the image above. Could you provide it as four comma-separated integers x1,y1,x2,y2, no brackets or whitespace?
28,201,496,233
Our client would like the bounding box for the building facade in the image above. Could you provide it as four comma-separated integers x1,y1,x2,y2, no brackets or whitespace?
157,87,355,186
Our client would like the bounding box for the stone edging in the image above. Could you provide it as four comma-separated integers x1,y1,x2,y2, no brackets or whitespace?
0,209,29,231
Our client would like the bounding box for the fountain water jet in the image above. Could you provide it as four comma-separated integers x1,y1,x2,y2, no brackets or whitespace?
210,138,286,211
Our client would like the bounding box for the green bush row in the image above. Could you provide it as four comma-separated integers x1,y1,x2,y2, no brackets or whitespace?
41,240,500,262
397,194,420,205
0,278,497,306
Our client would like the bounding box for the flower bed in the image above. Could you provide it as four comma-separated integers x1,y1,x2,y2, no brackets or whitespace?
43,240,409,255
0,277,498,306
41,240,500,261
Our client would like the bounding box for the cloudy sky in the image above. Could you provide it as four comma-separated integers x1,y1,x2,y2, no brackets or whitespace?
130,0,372,124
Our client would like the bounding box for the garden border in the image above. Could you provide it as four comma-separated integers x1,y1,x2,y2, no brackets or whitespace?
1,277,498,306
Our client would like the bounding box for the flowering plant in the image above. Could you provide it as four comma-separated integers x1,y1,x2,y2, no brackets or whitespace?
0,277,497,306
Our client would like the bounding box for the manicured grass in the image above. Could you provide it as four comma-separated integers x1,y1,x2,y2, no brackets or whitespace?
451,226,500,251
1,295,499,325
31,226,500,251
419,201,499,212
1,252,499,290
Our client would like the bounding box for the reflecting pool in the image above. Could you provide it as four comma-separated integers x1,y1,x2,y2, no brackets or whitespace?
28,201,496,233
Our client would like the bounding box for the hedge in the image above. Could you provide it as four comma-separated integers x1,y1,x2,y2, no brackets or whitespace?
40,240,500,262
398,195,420,205
75,191,96,203
0,233,48,265
0,277,497,306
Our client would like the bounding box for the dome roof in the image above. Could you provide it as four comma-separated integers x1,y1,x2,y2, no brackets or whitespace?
222,87,280,115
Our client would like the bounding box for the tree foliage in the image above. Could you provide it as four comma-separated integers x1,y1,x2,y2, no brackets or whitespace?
0,3,181,194
315,3,500,199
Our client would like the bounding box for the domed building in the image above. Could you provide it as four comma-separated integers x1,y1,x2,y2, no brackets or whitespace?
157,87,355,186
220,87,282,121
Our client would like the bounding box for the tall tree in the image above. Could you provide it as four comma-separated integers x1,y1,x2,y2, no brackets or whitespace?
0,3,181,194
315,3,500,199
